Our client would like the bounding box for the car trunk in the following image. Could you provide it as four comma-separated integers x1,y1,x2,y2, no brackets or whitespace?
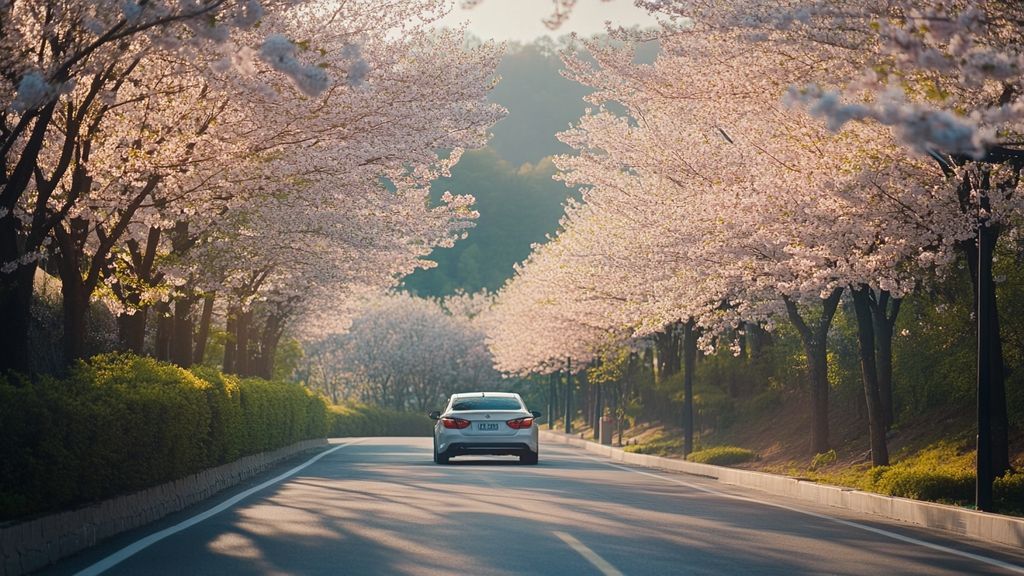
454,410,526,437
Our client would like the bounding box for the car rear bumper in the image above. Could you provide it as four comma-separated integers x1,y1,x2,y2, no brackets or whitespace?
441,442,536,457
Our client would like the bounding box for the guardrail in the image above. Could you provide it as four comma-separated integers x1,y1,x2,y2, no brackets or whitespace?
541,430,1024,549
0,439,328,576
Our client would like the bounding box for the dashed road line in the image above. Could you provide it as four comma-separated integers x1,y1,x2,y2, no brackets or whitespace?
553,530,625,576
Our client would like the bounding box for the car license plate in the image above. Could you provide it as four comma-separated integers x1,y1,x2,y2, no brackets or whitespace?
478,422,499,431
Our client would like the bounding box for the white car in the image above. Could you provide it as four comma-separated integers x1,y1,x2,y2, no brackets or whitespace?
429,392,541,465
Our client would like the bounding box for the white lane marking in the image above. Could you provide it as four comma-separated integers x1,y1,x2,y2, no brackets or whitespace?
553,530,625,576
585,456,1024,575
75,439,364,576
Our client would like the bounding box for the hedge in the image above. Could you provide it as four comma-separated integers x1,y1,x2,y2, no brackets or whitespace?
328,404,433,437
0,354,329,521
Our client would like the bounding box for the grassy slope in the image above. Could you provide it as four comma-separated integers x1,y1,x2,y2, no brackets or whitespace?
561,391,1024,514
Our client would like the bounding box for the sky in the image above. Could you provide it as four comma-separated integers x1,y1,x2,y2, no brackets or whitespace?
436,0,660,43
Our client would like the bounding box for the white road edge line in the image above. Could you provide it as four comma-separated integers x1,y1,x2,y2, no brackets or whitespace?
585,455,1024,575
553,530,625,576
75,439,364,576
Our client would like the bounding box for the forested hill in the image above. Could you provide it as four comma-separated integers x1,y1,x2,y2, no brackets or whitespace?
487,41,592,165
403,37,660,297
402,40,588,297
401,148,572,296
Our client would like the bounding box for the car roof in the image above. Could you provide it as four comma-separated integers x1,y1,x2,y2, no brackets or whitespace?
450,392,520,399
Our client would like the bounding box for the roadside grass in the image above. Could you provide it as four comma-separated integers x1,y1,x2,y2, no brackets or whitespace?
688,446,758,465
811,440,974,503
622,433,757,465
807,440,1024,513
572,416,1023,516
623,430,682,456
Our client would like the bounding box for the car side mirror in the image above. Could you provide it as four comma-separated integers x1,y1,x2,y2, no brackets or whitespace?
530,410,542,419
428,410,441,420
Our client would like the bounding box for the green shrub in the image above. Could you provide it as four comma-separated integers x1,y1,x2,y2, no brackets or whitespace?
329,404,432,437
0,373,77,518
688,446,757,465
69,354,214,500
994,471,1024,514
0,354,332,522
190,367,244,464
810,449,838,471
859,441,975,504
872,466,975,502
236,376,329,453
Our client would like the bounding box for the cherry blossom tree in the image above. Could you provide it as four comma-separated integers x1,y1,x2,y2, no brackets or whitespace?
488,16,966,460
643,0,1024,478
3,0,503,375
0,0,353,372
184,11,503,377
308,292,499,410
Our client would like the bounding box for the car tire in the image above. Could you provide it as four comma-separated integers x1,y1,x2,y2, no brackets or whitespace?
520,450,538,465
433,440,449,464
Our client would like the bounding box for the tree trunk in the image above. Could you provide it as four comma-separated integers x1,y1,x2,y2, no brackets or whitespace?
784,288,843,455
60,279,90,365
170,295,195,368
116,226,161,355
256,311,285,379
53,219,91,366
806,333,831,455
654,325,682,382
0,204,37,375
548,372,556,430
223,306,239,374
611,380,621,445
0,103,57,370
870,292,900,430
118,308,147,354
593,382,602,441
564,359,573,434
167,221,196,367
154,301,173,361
193,293,215,365
682,318,697,457
235,309,253,377
552,370,561,428
851,285,890,466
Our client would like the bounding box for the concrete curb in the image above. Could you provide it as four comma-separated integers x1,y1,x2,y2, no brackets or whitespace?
541,430,1024,549
0,438,328,576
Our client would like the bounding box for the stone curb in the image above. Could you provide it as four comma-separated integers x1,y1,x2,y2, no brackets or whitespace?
0,438,328,576
541,430,1024,550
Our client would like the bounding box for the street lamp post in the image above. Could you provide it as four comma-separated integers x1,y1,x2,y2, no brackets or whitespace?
926,150,1001,511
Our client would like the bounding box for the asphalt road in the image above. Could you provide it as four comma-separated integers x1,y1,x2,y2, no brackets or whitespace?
47,437,1024,576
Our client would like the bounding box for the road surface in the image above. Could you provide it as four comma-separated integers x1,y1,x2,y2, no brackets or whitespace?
47,437,1024,575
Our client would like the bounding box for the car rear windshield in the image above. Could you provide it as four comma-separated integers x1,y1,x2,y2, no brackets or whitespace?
450,397,522,411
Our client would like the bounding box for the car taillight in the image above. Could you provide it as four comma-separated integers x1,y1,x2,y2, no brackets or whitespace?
441,417,470,429
507,417,534,429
